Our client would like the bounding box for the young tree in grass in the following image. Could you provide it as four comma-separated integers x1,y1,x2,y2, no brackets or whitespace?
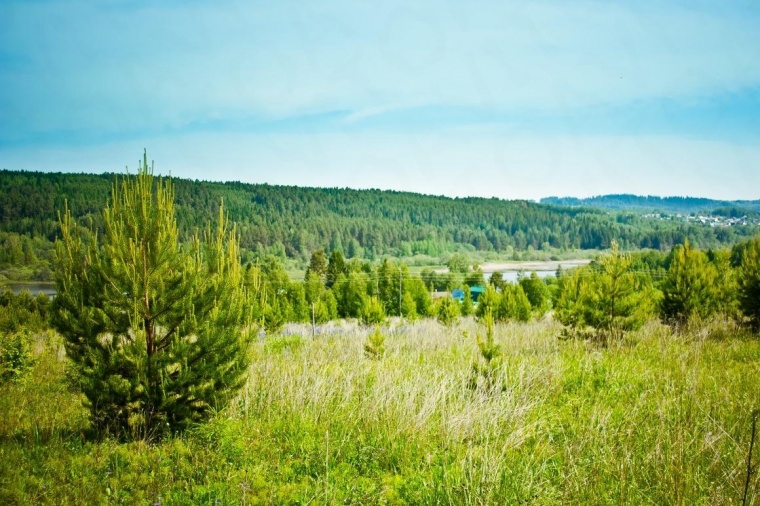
475,285,500,319
512,283,533,322
400,291,418,321
709,250,740,319
520,272,551,317
360,296,386,326
53,153,251,439
578,242,657,343
660,240,717,326
494,285,514,322
554,268,586,334
460,285,474,317
437,296,460,326
738,237,760,330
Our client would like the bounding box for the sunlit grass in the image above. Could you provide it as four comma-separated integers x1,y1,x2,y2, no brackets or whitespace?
1,318,759,504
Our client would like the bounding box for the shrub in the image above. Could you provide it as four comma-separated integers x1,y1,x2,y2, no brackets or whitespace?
0,329,37,383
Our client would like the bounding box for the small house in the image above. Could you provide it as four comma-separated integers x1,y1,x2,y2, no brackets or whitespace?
451,285,486,304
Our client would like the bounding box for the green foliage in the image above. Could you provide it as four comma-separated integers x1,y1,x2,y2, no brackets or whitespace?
464,265,485,287
460,286,474,316
53,154,251,439
0,171,757,277
0,289,50,333
305,249,327,279
475,285,500,319
400,291,418,321
554,269,586,335
364,326,386,359
336,272,367,319
557,243,658,343
377,259,402,316
263,299,287,335
360,296,386,326
519,272,551,316
660,240,718,326
2,320,760,504
325,250,346,288
512,284,533,322
579,242,658,342
488,271,505,290
738,237,760,330
494,285,514,322
0,329,37,383
436,296,460,327
447,253,469,274
709,250,740,318
469,310,503,391
407,277,433,317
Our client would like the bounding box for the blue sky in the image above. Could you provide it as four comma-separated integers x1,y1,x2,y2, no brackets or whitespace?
1,0,759,200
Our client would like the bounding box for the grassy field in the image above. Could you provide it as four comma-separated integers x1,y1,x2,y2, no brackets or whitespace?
1,318,759,505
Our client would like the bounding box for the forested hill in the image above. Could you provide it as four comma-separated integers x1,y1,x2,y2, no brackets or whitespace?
1,170,757,261
541,194,760,214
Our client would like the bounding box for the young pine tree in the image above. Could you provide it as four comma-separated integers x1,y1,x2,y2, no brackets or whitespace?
437,296,460,327
660,240,718,326
738,237,760,330
461,285,474,317
53,153,252,439
579,242,657,343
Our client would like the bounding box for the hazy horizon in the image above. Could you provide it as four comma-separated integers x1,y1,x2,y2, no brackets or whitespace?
2,1,759,201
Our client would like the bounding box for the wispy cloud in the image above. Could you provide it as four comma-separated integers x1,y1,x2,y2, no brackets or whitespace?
1,0,759,198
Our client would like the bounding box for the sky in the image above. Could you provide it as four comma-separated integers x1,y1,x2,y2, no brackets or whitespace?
1,0,759,201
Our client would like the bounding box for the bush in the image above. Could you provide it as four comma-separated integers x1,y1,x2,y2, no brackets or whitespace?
0,329,36,383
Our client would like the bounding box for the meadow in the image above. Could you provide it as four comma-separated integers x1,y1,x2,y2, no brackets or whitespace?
1,317,758,505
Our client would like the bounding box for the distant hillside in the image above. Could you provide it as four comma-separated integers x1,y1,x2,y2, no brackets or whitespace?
540,194,760,214
1,171,758,264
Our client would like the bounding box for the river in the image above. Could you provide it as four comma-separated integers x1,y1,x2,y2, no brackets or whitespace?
3,282,57,297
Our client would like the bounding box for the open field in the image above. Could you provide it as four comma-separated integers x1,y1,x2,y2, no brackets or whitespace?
1,318,759,505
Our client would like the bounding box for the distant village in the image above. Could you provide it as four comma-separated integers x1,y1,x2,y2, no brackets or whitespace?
640,212,759,227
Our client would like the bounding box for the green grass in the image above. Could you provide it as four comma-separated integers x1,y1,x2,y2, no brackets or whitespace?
1,319,759,505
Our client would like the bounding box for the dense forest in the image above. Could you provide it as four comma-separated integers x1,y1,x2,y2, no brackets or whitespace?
541,194,760,214
1,170,758,282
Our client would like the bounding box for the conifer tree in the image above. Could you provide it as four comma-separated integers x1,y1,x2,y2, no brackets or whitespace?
738,237,760,330
53,153,251,439
554,268,586,333
476,285,500,319
306,249,327,280
461,285,474,317
325,250,346,288
437,296,460,326
660,240,717,325
400,291,418,320
512,283,533,322
520,271,551,316
488,271,505,291
494,285,515,322
579,242,657,342
360,296,386,325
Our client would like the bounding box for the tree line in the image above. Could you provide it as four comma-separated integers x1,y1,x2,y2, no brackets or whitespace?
2,170,758,274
